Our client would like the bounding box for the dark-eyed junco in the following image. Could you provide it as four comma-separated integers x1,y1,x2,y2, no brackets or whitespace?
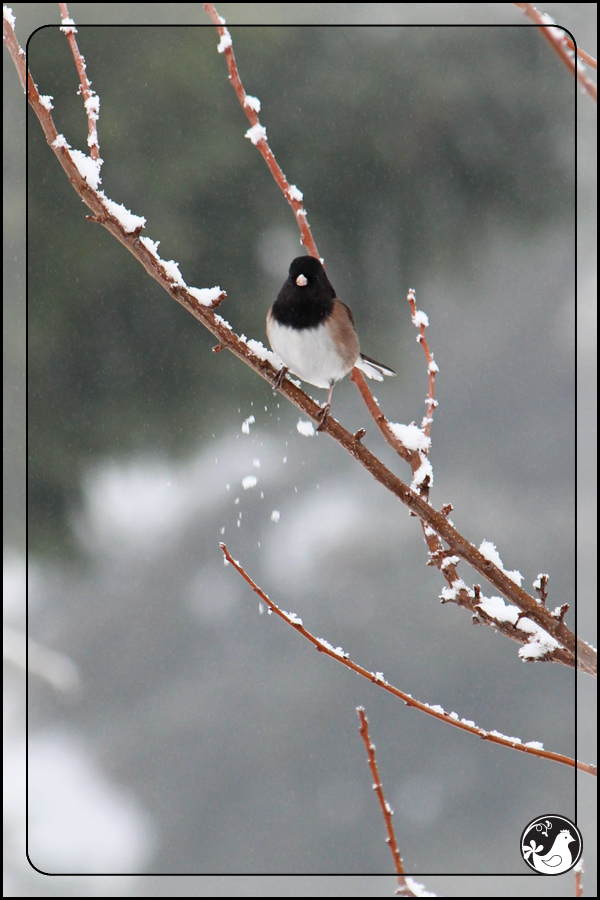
266,256,395,419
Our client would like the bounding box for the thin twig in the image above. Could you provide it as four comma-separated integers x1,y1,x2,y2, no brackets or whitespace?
406,289,438,439
220,544,596,777
351,287,437,486
3,7,27,92
350,368,420,470
58,3,100,159
574,859,584,897
357,707,406,885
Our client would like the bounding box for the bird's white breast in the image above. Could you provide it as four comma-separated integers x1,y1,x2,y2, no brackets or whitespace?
266,318,357,389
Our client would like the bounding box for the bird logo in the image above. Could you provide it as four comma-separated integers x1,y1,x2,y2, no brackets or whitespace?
520,815,583,875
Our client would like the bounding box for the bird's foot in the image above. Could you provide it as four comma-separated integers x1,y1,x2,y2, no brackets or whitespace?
272,366,289,394
315,403,331,431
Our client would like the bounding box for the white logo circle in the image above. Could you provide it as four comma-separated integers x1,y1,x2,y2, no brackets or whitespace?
521,814,583,875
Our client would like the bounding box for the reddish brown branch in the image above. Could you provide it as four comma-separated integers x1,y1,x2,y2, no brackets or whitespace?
514,3,597,102
3,8,27,92
351,287,436,486
357,708,405,884
574,859,584,897
203,3,320,258
220,544,596,776
575,46,597,70
350,369,420,470
58,3,100,159
406,289,438,439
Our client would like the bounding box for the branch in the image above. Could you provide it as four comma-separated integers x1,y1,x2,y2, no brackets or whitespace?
220,544,596,778
58,3,100,160
514,3,597,102
3,7,26,92
574,859,584,898
356,708,405,884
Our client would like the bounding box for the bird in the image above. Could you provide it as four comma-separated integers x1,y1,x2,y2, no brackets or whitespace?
523,830,575,875
266,256,395,422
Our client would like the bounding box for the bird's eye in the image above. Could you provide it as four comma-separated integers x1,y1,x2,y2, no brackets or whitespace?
295,274,308,287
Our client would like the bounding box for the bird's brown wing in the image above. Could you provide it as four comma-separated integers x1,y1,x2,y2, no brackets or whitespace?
329,298,360,369
338,299,355,328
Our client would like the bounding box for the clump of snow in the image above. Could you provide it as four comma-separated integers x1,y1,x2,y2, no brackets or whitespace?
474,593,559,661
244,95,261,112
479,540,523,586
245,123,267,145
518,636,558,660
189,286,223,306
388,422,431,452
241,415,255,435
69,148,103,190
440,578,470,603
245,338,282,368
288,184,303,202
412,310,429,328
214,314,232,331
140,236,159,256
404,877,437,898
489,729,522,745
476,594,519,624
100,195,145,233
315,638,348,659
84,94,100,121
160,257,186,287
296,419,315,437
217,31,232,53
411,458,433,489
242,476,257,490
270,510,280,523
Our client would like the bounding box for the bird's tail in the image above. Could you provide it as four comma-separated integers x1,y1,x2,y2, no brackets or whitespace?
355,353,396,382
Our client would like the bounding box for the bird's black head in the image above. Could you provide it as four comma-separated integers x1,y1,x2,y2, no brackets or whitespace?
272,256,336,329
288,256,335,295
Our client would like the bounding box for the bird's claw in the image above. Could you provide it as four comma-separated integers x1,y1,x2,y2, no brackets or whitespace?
316,404,331,431
272,366,289,394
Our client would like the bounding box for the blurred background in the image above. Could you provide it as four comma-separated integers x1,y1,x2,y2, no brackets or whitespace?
5,2,596,895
